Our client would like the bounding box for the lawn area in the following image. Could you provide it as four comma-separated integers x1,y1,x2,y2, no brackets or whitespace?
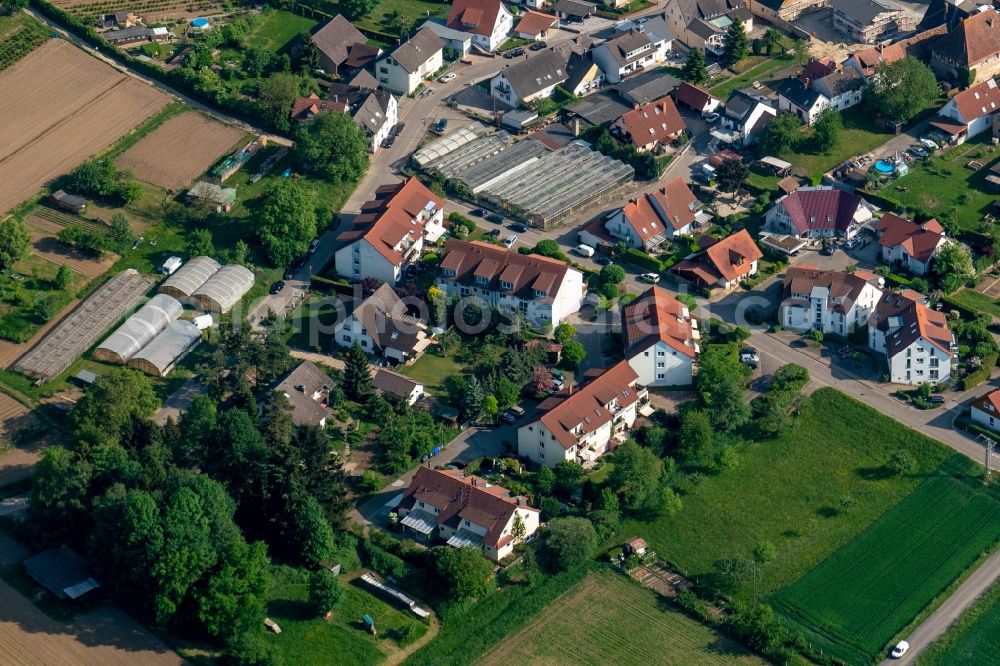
264,566,428,666
877,139,999,231
622,388,952,597
781,107,894,178
708,54,795,100
0,254,87,343
398,351,464,396
318,0,449,36
286,295,340,351
478,570,766,666
949,288,1000,319
918,578,1000,666
249,9,317,52
773,455,1000,665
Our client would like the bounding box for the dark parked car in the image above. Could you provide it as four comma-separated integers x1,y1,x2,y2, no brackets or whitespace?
596,255,614,266
486,229,502,239
530,41,547,51
432,118,448,133
927,395,946,404
269,281,285,295
510,222,529,233
486,213,504,224
821,244,838,256
470,208,486,217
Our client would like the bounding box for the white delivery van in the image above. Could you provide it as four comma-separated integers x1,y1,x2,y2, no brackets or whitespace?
576,244,595,258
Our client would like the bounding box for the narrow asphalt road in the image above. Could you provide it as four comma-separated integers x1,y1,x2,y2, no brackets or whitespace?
881,548,1000,665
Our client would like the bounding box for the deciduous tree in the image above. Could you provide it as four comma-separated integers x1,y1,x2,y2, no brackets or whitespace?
863,56,938,123
434,546,494,600
609,441,662,509
0,216,30,270
309,568,343,616
293,111,369,184
681,48,708,84
544,517,597,570
812,108,842,152
257,179,317,268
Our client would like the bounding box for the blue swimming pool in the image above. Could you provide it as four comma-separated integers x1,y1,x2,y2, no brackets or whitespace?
191,17,209,27
874,160,895,174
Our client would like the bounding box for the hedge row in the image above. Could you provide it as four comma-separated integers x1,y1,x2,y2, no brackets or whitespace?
940,294,983,321
30,0,276,132
622,247,664,272
962,353,998,390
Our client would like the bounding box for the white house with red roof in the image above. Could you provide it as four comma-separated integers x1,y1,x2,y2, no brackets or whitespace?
780,265,884,335
868,290,955,385
601,178,700,250
622,286,699,386
874,213,946,275
517,360,647,467
397,467,539,562
971,388,1000,432
673,81,721,115
935,78,1000,143
446,0,514,52
334,178,444,285
671,229,763,290
764,186,873,240
436,239,584,327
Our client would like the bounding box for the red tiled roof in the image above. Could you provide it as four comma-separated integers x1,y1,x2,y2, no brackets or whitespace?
448,0,504,36
935,10,1000,68
782,265,881,315
673,81,718,111
971,388,1000,416
622,286,697,359
620,177,698,243
399,467,537,550
338,178,441,266
439,239,573,302
532,360,640,450
673,229,762,285
799,57,836,84
875,213,945,263
870,290,953,357
617,98,686,148
776,187,865,236
291,93,349,122
850,42,905,76
515,10,558,37
950,78,1000,123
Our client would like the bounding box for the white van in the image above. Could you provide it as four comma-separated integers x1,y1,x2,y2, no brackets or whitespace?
576,244,595,258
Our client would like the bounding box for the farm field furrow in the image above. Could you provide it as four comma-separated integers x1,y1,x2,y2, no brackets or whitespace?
773,456,1000,665
478,571,766,666
0,40,168,213
116,112,245,190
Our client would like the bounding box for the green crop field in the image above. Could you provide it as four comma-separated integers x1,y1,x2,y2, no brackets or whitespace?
773,456,1000,665
478,570,766,666
918,578,1000,666
623,388,951,596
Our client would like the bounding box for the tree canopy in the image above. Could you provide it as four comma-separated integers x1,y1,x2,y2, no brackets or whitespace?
293,111,370,184
681,48,708,84
863,56,938,123
434,546,494,600
544,517,597,571
932,242,977,293
257,179,318,268
0,216,30,270
609,441,662,510
721,17,749,67
812,108,842,152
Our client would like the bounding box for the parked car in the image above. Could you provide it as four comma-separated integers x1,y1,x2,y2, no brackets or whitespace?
575,244,595,258
432,118,448,133
639,272,661,283
382,135,395,149
703,112,720,123
309,239,320,254
501,405,526,423
890,641,909,659
927,395,946,404
920,138,938,150
503,235,518,248
510,222,529,232
596,255,614,265
487,229,502,239
909,145,928,158
269,280,285,295
821,244,838,256
470,208,486,217
438,72,457,83
391,122,405,137
843,237,861,250
486,213,504,224
740,347,759,369
504,47,525,59
530,41,547,51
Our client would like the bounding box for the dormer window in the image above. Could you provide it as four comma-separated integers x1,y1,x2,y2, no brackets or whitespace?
534,289,546,298
500,280,513,290
476,275,488,285
442,268,455,277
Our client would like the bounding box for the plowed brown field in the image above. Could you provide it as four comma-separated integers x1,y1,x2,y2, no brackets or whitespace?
0,40,168,213
117,112,244,190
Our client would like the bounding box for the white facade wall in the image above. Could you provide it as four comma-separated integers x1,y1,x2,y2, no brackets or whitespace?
880,244,936,275
366,95,398,153
335,239,398,284
377,49,444,95
487,508,540,561
972,403,1000,432
435,266,584,327
782,282,882,335
627,340,694,387
886,338,952,385
776,93,827,125
517,401,639,467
